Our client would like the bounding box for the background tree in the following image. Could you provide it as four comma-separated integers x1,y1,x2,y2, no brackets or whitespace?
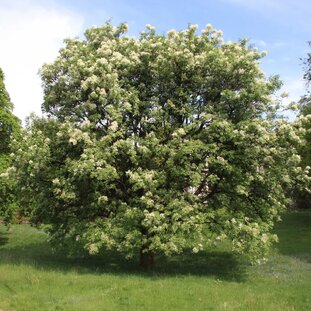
10,23,305,267
299,41,311,115
294,42,311,208
0,68,20,222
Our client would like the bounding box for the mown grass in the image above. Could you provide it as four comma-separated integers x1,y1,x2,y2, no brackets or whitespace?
0,210,310,311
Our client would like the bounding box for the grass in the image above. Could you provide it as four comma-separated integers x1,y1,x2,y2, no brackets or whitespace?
0,211,310,311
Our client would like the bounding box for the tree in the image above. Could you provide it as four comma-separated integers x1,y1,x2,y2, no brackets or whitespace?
294,42,311,208
10,23,305,267
299,41,311,115
0,68,20,222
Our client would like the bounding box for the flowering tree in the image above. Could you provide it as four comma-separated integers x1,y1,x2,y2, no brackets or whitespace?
0,68,20,222
8,23,306,267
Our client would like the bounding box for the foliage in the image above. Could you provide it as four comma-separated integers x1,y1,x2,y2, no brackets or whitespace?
0,68,20,222
299,41,311,163
299,41,311,115
7,23,307,265
294,42,311,208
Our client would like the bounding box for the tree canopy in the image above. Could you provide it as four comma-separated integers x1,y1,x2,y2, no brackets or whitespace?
299,41,311,115
294,42,311,208
7,23,307,267
299,42,311,168
0,68,20,221
0,68,20,154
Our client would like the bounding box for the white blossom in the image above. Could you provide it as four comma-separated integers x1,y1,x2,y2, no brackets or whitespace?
109,121,118,132
192,247,199,253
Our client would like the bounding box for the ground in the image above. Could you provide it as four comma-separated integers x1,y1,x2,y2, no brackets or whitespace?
0,211,310,311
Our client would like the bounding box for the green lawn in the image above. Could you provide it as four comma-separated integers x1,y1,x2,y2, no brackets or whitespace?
0,211,310,311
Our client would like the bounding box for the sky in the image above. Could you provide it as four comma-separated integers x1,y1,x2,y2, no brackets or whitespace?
0,0,310,122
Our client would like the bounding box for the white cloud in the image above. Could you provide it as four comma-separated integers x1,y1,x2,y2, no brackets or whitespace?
0,0,84,122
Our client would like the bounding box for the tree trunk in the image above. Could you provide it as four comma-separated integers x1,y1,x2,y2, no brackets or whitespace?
139,250,155,269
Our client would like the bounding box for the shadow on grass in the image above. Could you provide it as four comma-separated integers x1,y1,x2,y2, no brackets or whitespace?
273,210,311,264
0,231,246,282
0,233,9,246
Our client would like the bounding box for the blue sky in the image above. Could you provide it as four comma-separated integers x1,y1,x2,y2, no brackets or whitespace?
0,0,310,121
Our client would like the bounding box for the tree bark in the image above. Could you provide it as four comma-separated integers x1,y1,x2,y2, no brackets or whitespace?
139,250,155,269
